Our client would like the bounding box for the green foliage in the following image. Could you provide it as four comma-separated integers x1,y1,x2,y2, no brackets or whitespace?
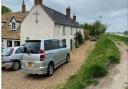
124,31,128,35
108,35,128,46
81,20,107,39
86,63,108,78
59,34,120,89
2,5,12,14
75,32,84,46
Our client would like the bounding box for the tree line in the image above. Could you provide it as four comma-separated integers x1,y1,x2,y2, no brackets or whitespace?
81,20,107,39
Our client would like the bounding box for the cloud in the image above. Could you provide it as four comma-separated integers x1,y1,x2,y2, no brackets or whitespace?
2,0,128,32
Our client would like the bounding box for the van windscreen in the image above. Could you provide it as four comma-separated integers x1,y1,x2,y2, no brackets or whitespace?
25,41,41,54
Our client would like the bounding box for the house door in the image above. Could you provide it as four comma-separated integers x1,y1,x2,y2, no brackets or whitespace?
70,39,73,50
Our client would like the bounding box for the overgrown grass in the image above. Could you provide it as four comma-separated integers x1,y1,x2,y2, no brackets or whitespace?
59,34,120,89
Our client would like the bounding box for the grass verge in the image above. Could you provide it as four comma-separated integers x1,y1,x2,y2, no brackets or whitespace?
58,34,120,89
108,35,128,46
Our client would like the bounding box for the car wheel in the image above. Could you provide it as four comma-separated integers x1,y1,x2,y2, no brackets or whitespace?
47,63,54,76
12,61,20,71
65,54,70,63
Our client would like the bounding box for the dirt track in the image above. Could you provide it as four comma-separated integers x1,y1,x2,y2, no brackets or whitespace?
2,41,95,89
87,42,128,89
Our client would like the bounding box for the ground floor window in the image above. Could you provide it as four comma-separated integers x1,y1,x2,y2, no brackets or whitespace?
14,41,20,46
7,40,12,47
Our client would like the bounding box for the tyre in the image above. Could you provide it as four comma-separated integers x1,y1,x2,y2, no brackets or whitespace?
65,54,70,63
47,63,54,76
12,61,20,71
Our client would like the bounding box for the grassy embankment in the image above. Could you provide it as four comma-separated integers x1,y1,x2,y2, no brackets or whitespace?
108,35,128,46
58,35,120,89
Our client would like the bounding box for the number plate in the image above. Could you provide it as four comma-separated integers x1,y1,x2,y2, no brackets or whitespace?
27,62,33,68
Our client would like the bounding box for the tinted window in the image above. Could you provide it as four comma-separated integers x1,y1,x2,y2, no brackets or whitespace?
25,40,41,54
52,40,59,49
15,48,23,54
59,40,65,48
44,40,52,51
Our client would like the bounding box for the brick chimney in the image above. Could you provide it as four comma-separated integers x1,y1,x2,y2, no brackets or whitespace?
73,15,76,21
22,0,26,12
35,0,42,5
66,6,71,17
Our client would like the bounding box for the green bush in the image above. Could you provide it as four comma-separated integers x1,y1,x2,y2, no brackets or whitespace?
108,55,120,64
86,63,108,78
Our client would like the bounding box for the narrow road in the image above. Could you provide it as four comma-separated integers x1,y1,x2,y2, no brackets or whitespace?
2,41,95,89
87,42,128,89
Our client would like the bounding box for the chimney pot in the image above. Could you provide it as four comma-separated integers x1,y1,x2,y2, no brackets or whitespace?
35,0,42,5
73,15,76,21
66,6,71,17
22,0,26,12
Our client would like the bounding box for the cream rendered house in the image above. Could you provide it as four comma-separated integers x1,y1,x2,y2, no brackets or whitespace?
21,0,84,50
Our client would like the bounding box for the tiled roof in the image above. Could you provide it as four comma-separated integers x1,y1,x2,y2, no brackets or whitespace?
42,5,80,28
2,11,29,39
2,11,29,23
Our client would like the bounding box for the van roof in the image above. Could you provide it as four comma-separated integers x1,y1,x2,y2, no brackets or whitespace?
26,39,59,42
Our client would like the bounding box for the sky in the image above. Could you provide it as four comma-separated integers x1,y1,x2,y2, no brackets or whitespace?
2,0,128,32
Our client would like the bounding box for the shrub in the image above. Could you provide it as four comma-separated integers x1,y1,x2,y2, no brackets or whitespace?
108,55,120,64
86,63,108,78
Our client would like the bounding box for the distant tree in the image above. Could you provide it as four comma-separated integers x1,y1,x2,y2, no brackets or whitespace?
124,31,128,35
81,20,107,39
2,5,12,14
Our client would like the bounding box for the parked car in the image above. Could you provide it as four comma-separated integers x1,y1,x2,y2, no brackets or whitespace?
22,39,70,76
2,47,23,71
90,37,97,41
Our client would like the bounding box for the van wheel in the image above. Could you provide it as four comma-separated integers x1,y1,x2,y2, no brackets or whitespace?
47,63,54,76
65,54,70,63
12,61,20,71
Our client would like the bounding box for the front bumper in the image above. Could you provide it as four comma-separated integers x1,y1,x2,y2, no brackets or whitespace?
2,61,13,69
22,66,48,75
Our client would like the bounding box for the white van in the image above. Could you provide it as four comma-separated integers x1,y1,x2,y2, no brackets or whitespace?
22,39,70,76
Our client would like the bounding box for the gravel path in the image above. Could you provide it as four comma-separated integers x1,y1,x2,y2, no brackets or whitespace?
2,41,95,89
87,42,128,89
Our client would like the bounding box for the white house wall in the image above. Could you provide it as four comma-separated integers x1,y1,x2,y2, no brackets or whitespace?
21,5,54,44
54,25,78,50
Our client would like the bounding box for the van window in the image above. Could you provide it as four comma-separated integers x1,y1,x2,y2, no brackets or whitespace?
52,40,59,49
15,48,23,54
44,40,52,51
25,40,41,54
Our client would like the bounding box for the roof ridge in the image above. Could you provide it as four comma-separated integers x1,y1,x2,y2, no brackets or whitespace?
43,5,75,21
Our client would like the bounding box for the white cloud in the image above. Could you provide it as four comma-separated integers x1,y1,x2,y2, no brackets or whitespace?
2,0,128,32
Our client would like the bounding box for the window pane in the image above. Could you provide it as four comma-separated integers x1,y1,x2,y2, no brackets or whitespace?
14,41,20,46
52,40,59,49
25,41,41,54
44,40,52,51
7,40,12,47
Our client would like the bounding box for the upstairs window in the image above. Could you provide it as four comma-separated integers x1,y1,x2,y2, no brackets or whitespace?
71,27,73,35
11,22,16,30
63,26,65,35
